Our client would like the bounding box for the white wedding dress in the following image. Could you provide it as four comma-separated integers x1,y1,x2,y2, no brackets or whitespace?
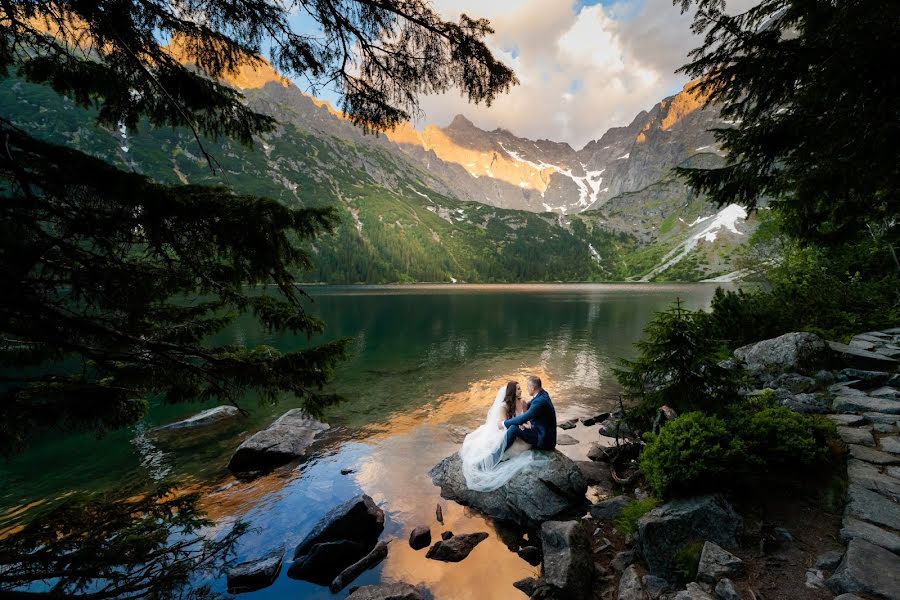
458,385,548,492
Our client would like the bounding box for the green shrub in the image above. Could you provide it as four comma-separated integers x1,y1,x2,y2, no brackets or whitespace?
641,405,840,499
613,498,659,535
673,541,705,582
640,412,746,498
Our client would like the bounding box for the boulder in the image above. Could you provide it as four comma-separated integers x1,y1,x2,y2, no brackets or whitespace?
828,341,899,371
541,520,593,600
847,459,900,501
559,418,579,430
617,564,645,600
587,442,611,462
611,550,635,573
429,451,588,526
228,409,329,478
828,414,869,427
287,540,369,583
576,460,614,487
425,532,488,562
672,582,716,600
292,494,384,560
330,541,389,592
845,484,900,530
771,373,817,393
826,538,900,599
636,495,742,580
517,545,542,566
226,548,283,594
816,549,845,571
409,526,431,550
734,332,830,375
839,369,892,387
599,414,636,438
591,495,631,521
696,542,744,585
840,517,900,555
881,436,900,454
154,405,240,434
781,392,829,414
346,583,424,600
714,578,740,600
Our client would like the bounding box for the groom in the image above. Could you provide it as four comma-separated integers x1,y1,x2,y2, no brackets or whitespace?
494,375,557,462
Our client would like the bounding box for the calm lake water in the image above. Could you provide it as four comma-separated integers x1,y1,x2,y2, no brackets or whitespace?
0,283,730,599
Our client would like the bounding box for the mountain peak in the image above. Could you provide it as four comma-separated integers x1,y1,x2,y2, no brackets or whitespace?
447,114,475,129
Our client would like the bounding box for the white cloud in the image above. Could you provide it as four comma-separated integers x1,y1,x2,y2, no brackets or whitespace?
415,0,731,148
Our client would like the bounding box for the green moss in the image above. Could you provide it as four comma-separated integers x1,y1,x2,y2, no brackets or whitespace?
614,497,659,534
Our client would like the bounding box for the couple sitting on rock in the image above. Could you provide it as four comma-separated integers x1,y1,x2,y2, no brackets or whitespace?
459,375,557,492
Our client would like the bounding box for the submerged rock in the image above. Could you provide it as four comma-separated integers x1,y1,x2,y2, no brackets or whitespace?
330,541,389,592
636,495,742,580
227,409,329,478
559,418,579,430
513,576,543,597
429,451,587,526
541,520,593,600
409,526,431,550
226,548,283,594
293,495,385,560
154,405,240,434
287,540,369,583
346,583,424,600
425,532,488,562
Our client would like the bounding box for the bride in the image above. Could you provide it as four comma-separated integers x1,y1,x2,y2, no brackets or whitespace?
459,381,548,492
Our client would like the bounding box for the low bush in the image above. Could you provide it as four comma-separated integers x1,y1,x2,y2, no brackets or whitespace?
613,497,659,535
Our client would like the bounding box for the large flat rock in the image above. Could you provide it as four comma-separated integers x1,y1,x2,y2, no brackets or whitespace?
826,538,900,599
828,340,900,371
833,394,900,415
429,451,587,526
841,517,900,555
847,459,900,502
228,409,329,478
849,445,900,466
845,484,900,530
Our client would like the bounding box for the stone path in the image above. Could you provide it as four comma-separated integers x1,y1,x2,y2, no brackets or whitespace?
823,328,900,599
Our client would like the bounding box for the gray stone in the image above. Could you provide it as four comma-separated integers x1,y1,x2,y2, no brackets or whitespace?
636,495,742,579
557,433,579,445
816,549,845,571
805,568,826,589
829,414,869,427
425,532,488,562
696,542,744,585
872,387,900,399
833,594,865,600
541,520,593,600
828,340,899,371
865,412,900,424
839,369,892,387
849,444,900,466
330,541,389,592
826,538,900,598
155,405,240,434
292,495,384,560
876,423,899,434
559,418,579,430
782,392,829,414
576,461,614,487
841,517,900,555
847,459,900,501
815,369,837,384
591,495,632,521
346,583,424,600
838,427,876,447
429,451,587,527
587,442,611,462
889,466,900,479
850,339,877,351
611,550,635,573
228,409,329,478
833,394,900,415
714,578,740,600
672,582,716,600
845,484,900,530
227,548,284,594
617,564,645,600
642,575,671,599
409,526,431,550
772,372,818,393
734,332,830,374
599,414,636,438
881,436,900,454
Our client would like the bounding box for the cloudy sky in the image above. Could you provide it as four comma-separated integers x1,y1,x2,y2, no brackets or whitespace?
293,0,755,149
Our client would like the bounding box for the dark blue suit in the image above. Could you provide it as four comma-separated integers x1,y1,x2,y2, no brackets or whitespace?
500,389,557,455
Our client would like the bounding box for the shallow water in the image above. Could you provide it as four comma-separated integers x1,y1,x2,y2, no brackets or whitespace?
0,283,729,598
